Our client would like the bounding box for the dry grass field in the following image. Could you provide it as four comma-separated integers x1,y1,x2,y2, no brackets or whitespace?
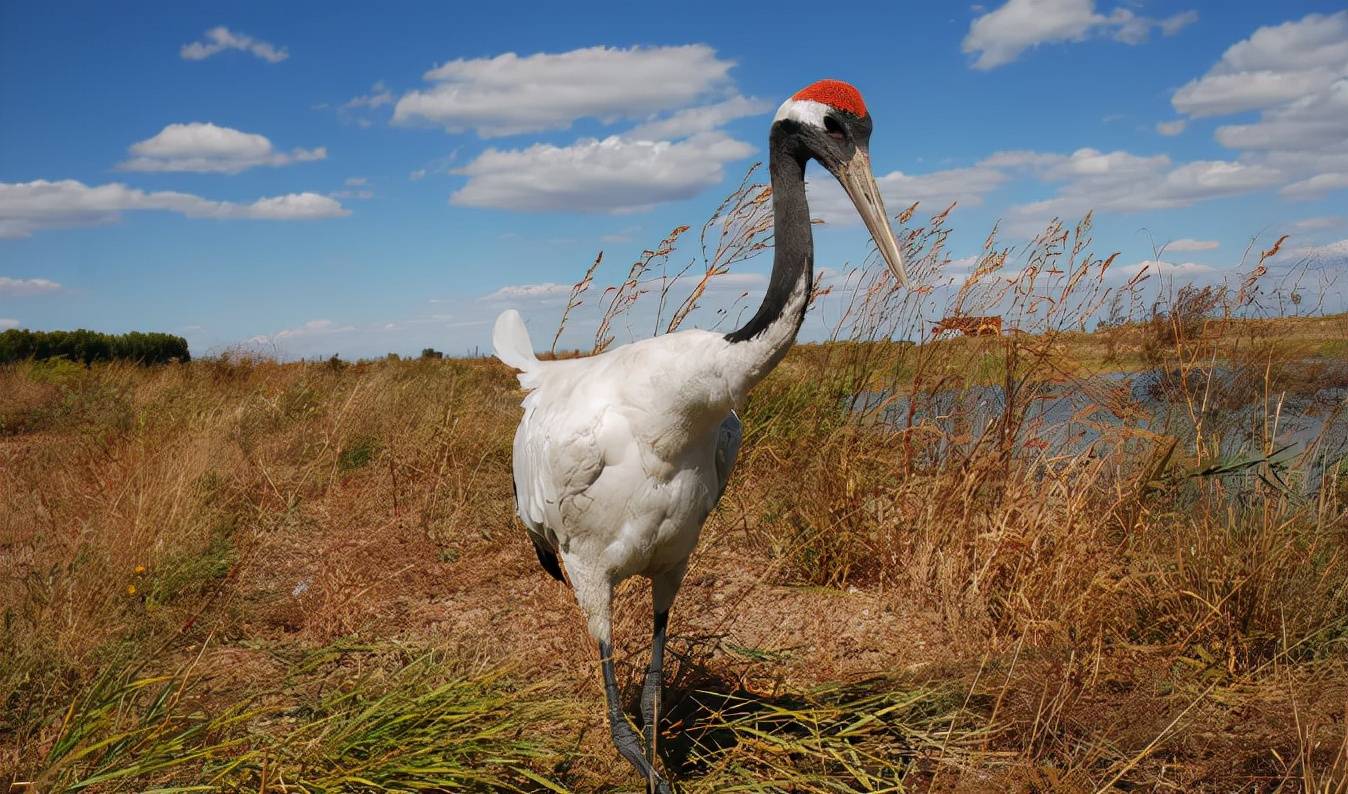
3,203,1348,791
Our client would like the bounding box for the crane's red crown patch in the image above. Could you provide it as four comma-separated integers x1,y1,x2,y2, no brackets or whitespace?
793,80,867,117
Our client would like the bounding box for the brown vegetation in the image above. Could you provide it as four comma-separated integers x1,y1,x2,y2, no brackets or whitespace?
3,189,1347,791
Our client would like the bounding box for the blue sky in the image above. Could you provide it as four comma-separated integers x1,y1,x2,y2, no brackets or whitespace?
2,0,1346,358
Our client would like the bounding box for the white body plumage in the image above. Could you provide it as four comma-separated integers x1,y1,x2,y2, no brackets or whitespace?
493,268,807,644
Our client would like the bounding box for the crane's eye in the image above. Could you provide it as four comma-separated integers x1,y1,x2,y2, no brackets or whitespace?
823,115,846,142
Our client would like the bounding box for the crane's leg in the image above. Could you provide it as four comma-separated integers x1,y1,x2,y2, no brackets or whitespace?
599,641,671,792
640,609,669,760
643,566,685,765
570,560,672,792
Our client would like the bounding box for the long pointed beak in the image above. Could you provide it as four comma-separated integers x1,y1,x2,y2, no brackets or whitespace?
835,148,910,288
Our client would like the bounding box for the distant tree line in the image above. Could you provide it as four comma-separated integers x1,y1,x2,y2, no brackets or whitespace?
0,329,190,365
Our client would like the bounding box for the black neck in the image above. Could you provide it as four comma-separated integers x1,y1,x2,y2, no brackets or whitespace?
725,136,812,344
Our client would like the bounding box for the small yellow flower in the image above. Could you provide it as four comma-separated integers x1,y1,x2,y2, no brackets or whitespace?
127,584,137,595
134,565,146,575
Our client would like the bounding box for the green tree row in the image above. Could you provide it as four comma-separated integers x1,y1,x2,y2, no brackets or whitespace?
0,329,190,365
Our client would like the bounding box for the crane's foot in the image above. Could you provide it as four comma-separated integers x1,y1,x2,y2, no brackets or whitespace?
609,719,670,791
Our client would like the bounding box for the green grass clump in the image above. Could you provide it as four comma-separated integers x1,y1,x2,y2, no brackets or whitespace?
144,523,237,608
252,652,577,792
338,435,380,471
29,647,580,792
35,660,259,791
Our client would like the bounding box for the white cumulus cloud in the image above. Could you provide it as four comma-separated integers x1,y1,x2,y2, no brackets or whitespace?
181,26,288,63
1281,174,1348,200
1292,216,1343,231
339,82,395,127
245,319,360,349
329,179,374,200
0,179,348,238
1168,12,1348,203
342,82,394,111
1214,78,1348,153
393,45,737,136
274,319,355,339
1160,11,1200,36
0,319,19,330
1172,11,1347,117
119,123,326,173
963,0,1196,70
0,277,62,296
479,283,573,302
1119,259,1217,278
997,148,1282,234
1165,238,1219,251
450,133,754,213
1278,238,1348,263
627,95,771,141
806,162,1008,225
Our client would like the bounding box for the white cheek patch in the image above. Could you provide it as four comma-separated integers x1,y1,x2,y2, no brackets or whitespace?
773,98,828,130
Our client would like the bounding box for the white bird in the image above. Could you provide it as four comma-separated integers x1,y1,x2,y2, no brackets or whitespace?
493,79,908,791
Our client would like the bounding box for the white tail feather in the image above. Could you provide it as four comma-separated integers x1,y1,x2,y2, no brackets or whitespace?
492,309,538,373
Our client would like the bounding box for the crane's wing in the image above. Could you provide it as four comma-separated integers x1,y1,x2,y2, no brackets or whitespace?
512,472,564,582
714,410,743,503
512,398,569,583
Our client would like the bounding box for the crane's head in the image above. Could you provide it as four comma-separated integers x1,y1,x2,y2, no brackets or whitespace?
774,80,909,288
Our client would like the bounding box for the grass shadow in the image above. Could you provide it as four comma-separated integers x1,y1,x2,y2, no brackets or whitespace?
658,660,812,778
645,638,975,789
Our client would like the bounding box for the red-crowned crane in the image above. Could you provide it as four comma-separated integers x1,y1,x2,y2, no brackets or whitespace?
492,80,908,791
